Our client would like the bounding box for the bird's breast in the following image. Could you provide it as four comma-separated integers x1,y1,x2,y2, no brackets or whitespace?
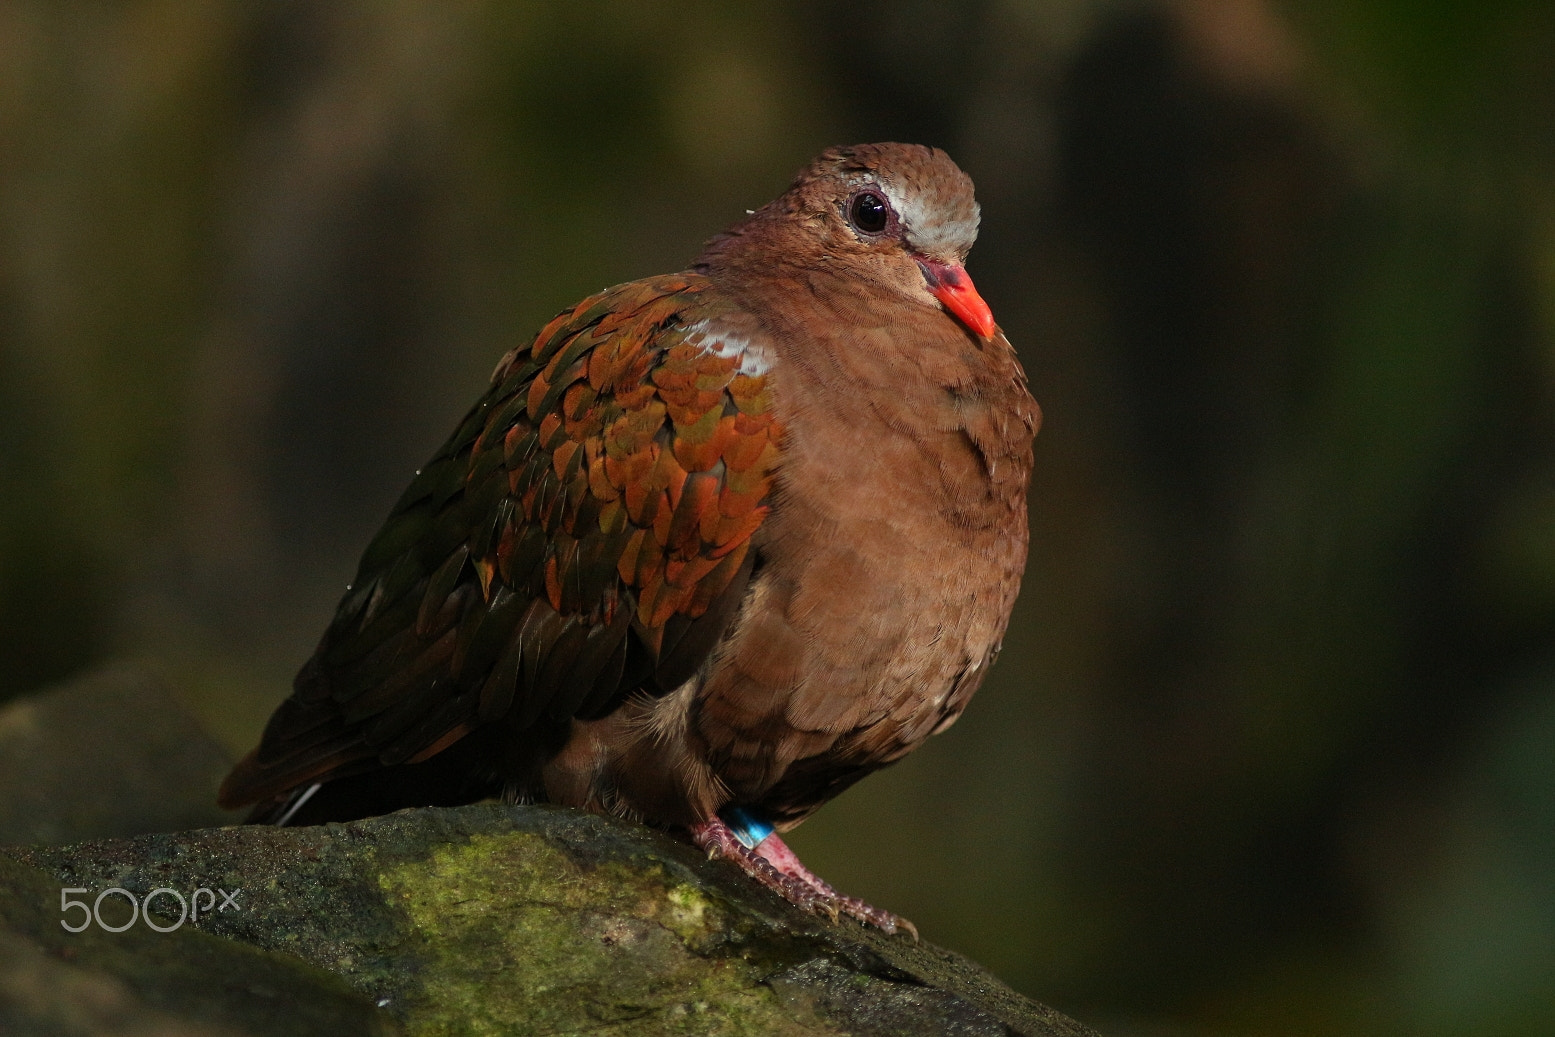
687,319,1035,816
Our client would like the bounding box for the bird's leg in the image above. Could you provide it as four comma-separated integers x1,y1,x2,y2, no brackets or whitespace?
689,808,917,939
746,829,918,939
689,814,831,917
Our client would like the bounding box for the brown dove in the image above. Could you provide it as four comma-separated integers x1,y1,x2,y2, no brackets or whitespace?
219,142,1040,935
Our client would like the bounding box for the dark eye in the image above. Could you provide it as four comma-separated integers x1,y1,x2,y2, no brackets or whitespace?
847,191,889,234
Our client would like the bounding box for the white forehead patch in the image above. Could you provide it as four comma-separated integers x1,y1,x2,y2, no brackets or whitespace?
869,178,980,260
683,319,774,377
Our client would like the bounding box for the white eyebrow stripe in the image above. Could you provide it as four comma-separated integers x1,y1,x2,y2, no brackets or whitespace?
684,319,774,376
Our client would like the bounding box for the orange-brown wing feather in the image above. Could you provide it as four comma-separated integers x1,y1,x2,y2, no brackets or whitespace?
218,274,781,808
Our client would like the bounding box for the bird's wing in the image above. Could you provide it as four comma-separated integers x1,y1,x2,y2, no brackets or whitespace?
218,274,781,808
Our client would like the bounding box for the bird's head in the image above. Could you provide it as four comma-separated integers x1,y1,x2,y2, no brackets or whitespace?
698,142,997,340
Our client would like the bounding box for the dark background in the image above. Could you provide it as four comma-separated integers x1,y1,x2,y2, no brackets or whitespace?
2,1,1552,1034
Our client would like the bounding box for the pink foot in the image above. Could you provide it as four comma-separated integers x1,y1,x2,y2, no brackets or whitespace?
689,816,918,938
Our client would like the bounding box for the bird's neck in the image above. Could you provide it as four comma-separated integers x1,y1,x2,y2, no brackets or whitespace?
691,202,798,279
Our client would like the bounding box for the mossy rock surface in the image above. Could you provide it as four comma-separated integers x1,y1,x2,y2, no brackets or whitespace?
4,804,1098,1036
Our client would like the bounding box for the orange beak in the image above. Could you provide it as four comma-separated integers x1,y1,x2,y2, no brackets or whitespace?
918,258,996,338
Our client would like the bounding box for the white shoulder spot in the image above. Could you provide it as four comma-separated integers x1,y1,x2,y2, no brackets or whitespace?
683,319,774,377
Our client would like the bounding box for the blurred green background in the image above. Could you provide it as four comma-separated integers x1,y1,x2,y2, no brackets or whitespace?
1,0,1553,1033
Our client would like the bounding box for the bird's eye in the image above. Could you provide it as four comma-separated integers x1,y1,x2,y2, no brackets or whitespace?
847,191,889,234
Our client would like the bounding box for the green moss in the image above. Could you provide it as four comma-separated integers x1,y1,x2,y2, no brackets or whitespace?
377,831,834,1035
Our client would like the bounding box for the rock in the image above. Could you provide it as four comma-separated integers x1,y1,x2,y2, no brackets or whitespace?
0,664,237,845
5,804,1100,1036
0,854,395,1036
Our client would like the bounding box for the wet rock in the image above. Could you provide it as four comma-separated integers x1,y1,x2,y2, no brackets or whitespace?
6,803,1100,1036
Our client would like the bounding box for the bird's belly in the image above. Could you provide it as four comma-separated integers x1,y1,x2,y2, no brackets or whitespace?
689,512,1021,823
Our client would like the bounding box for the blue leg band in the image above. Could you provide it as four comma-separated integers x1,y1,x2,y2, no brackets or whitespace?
721,806,774,850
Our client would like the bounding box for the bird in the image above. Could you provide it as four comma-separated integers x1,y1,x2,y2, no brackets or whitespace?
218,142,1039,936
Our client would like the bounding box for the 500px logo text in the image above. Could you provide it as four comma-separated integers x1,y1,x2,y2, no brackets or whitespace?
60,886,243,933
